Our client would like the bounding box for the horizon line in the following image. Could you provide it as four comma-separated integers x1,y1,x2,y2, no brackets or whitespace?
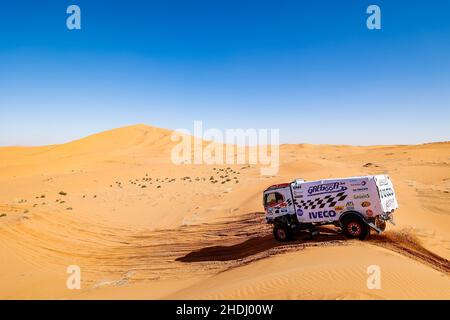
0,123,449,149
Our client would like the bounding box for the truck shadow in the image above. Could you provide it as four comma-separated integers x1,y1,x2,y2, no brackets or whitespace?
176,227,346,262
174,212,449,275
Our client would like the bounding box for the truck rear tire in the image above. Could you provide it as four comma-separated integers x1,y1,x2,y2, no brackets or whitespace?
341,215,369,240
273,224,293,242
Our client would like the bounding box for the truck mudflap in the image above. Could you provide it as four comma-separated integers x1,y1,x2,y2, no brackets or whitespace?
366,213,395,234
366,221,383,234
380,211,396,225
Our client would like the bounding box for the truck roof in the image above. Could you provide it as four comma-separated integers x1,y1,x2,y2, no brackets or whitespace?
264,175,388,192
264,183,291,192
305,175,382,182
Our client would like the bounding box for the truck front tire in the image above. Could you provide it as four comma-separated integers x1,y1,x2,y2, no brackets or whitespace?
341,215,369,240
273,224,293,242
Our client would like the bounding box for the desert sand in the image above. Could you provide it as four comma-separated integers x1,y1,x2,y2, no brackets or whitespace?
0,124,449,299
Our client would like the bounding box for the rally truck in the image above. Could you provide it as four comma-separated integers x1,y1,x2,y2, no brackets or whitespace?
263,175,398,241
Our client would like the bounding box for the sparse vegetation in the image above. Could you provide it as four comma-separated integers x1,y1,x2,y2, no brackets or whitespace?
363,162,379,168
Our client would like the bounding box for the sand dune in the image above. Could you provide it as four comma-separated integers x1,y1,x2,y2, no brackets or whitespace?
169,245,449,300
0,124,449,299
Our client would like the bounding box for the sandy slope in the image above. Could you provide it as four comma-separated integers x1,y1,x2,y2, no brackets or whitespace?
0,124,449,299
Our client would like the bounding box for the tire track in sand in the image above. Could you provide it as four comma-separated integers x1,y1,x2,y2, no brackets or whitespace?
175,216,450,275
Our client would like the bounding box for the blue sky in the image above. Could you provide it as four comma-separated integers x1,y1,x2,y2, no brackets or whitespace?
0,0,449,146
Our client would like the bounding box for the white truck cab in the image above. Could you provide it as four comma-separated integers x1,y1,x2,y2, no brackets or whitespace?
263,175,398,241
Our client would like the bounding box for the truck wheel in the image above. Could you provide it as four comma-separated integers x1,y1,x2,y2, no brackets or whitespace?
341,215,369,240
273,224,293,242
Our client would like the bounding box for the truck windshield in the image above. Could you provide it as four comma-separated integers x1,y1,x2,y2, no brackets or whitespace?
264,192,284,207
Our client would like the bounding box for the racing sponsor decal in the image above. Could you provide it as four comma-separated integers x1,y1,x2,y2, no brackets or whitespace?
386,198,394,208
361,201,371,207
346,201,354,210
352,187,369,192
379,187,394,198
309,210,337,220
297,192,347,210
307,182,347,196
350,180,367,187
354,193,370,199
334,205,344,211
296,208,304,216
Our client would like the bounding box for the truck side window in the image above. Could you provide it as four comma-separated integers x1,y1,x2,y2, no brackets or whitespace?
264,192,284,207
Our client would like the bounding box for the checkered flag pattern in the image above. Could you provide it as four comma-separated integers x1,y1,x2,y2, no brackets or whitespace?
297,192,348,210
